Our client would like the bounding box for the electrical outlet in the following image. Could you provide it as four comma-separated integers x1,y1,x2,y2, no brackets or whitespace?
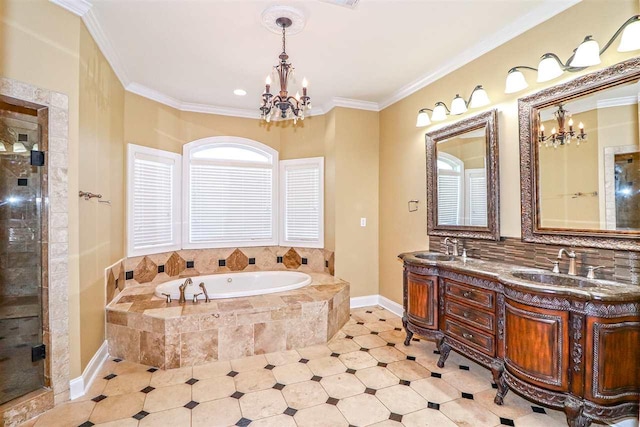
360,218,366,227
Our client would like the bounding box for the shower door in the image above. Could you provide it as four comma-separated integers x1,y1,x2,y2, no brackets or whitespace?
0,114,45,405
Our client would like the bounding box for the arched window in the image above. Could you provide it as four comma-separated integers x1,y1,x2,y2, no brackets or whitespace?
183,137,279,248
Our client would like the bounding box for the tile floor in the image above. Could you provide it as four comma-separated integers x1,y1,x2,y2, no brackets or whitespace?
22,306,573,427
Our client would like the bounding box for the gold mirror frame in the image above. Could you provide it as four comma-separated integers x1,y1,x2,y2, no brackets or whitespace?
519,57,640,250
426,109,500,241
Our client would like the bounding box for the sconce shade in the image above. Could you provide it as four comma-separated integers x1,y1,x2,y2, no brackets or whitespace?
450,95,468,115
416,111,431,127
32,143,39,151
0,143,6,152
537,54,564,82
431,103,448,121
13,142,27,153
618,20,640,52
570,36,601,67
505,69,528,94
469,86,490,108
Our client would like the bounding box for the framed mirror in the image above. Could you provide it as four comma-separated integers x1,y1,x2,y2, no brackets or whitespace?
426,109,500,241
520,57,640,250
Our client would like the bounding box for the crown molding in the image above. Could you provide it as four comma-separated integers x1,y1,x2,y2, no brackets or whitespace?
378,0,581,110
596,95,638,109
331,97,380,112
83,9,131,86
49,0,92,17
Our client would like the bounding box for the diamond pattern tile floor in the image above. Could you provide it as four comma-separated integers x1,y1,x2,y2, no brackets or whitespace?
24,306,573,427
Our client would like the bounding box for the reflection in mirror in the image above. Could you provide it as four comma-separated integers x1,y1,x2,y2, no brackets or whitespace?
537,80,639,232
436,126,488,227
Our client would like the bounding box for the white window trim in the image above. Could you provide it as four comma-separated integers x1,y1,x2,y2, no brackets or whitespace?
182,136,279,249
127,143,182,257
279,157,325,248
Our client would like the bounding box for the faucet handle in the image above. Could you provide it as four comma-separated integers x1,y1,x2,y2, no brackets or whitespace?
586,265,605,279
546,258,560,274
192,292,203,304
161,293,172,303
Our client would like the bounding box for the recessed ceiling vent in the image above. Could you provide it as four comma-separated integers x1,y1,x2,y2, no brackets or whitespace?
318,0,360,9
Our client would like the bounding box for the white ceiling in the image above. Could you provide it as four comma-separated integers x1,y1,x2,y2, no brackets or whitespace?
54,0,580,117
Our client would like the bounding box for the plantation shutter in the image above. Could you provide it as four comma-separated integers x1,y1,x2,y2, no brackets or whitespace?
189,164,273,243
466,169,487,226
127,144,182,256
437,174,462,225
280,158,324,248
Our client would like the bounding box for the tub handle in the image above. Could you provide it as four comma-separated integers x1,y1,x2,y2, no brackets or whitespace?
193,292,203,304
161,293,172,303
199,282,211,303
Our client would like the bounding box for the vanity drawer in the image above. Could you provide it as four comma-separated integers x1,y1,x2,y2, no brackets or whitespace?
445,318,495,356
444,280,495,310
445,300,495,333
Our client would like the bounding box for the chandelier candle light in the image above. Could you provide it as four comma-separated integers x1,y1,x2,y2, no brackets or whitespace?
260,17,311,123
539,104,587,148
504,15,640,94
416,85,490,127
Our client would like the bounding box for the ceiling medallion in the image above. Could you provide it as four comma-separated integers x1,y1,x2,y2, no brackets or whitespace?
261,5,306,35
259,9,311,123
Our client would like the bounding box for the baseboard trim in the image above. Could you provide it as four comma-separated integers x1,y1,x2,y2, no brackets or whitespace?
350,294,403,317
69,341,109,400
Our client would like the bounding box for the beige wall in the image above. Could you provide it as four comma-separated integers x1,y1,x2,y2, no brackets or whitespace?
378,0,640,305
124,95,379,296
538,109,599,229
0,0,84,377
78,23,125,369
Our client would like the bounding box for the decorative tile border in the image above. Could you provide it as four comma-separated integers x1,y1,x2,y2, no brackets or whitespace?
0,77,69,426
428,236,639,285
105,247,335,304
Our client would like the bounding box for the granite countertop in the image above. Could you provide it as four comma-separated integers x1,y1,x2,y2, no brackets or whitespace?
399,251,640,302
106,272,348,319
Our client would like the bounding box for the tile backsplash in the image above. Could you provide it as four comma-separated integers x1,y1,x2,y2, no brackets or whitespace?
105,246,335,304
428,236,639,285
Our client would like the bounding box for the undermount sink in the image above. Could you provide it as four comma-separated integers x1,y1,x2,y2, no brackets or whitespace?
414,253,456,262
511,271,598,288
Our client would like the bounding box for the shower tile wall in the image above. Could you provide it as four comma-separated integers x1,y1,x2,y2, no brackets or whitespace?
428,236,640,285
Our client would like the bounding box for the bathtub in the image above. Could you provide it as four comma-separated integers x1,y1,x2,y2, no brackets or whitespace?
154,271,312,300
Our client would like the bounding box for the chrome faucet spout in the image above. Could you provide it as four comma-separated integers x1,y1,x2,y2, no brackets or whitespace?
179,278,193,304
557,248,577,276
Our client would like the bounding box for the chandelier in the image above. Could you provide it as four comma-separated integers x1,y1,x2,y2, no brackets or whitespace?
260,17,311,123
538,104,587,148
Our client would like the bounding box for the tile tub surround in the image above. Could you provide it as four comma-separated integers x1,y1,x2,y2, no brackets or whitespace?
429,236,640,285
106,247,335,305
0,77,69,427
25,306,575,427
106,273,350,369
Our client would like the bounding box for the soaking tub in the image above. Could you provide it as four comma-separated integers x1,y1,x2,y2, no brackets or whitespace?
154,271,312,301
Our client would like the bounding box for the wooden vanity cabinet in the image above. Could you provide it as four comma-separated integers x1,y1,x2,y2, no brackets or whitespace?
402,267,441,345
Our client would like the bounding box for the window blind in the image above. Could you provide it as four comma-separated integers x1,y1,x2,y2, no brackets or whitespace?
280,158,324,247
438,174,462,225
189,164,274,243
466,169,487,227
127,145,181,256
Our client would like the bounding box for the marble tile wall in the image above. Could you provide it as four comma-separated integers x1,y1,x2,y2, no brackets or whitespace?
106,277,350,369
0,77,70,427
428,236,640,285
105,247,336,305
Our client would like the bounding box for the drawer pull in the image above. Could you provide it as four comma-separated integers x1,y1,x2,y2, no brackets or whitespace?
462,291,472,298
462,332,473,339
463,312,470,318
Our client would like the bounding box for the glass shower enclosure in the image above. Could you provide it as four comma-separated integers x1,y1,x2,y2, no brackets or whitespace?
0,110,45,405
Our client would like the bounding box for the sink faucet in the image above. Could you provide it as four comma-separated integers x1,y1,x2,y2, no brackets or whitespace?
557,248,577,276
179,278,193,303
443,237,459,256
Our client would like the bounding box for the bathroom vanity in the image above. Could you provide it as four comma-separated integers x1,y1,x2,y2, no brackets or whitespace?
400,252,640,427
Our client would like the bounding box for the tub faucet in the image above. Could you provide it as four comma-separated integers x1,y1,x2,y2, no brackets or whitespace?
557,248,577,276
199,282,210,303
179,278,193,304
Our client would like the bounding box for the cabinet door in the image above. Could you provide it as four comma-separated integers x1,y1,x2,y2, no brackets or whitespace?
504,299,569,392
585,316,640,404
405,272,438,329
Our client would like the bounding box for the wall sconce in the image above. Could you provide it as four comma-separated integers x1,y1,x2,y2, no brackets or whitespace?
504,15,640,94
416,85,490,127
